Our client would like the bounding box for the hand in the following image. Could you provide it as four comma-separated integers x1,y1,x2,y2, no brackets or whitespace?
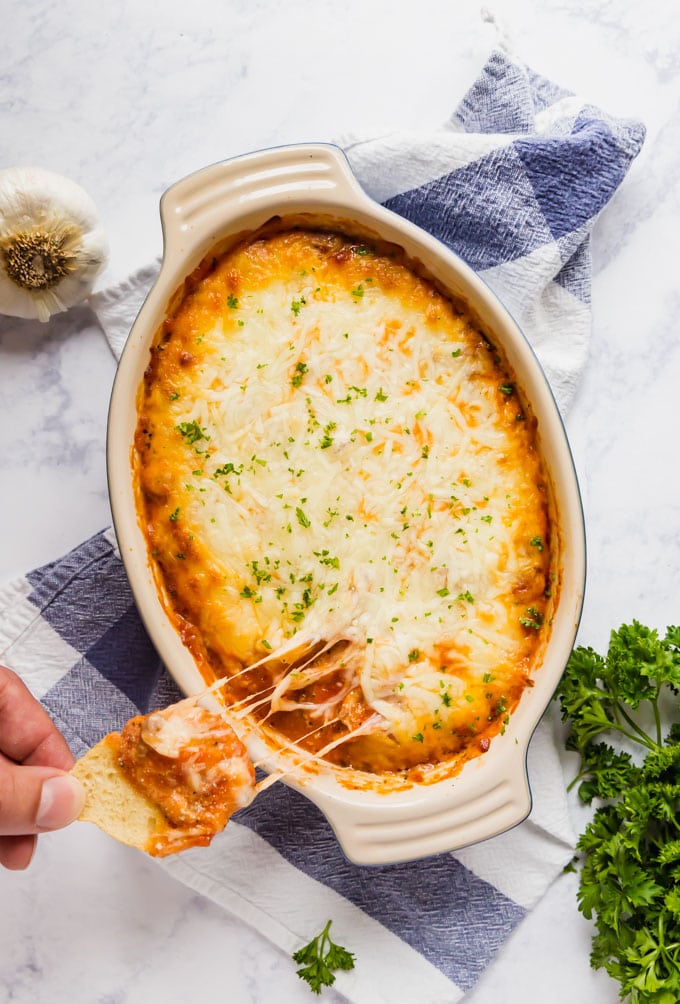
0,665,84,870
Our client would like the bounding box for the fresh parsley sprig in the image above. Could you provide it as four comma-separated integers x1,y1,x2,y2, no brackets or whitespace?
292,920,355,995
557,621,680,1003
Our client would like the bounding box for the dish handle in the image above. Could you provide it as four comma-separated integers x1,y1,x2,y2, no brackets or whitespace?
294,745,533,865
159,143,369,259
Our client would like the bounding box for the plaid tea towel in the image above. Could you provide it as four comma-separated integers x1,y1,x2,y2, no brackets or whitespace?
0,50,644,1004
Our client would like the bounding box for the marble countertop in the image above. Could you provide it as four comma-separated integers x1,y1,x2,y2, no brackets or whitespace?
2,1,679,1001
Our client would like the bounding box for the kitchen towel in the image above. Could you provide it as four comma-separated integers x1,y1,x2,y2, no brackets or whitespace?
92,48,645,416
0,49,644,1004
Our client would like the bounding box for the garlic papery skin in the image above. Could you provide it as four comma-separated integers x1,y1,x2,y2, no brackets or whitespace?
0,166,108,323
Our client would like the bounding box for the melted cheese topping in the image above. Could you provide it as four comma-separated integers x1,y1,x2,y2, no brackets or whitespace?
141,702,256,808
135,228,554,781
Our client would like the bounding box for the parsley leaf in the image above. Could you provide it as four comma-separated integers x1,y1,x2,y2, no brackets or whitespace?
557,620,680,1001
292,920,355,994
175,420,209,445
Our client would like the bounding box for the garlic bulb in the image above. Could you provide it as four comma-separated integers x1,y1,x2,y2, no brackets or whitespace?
0,166,108,323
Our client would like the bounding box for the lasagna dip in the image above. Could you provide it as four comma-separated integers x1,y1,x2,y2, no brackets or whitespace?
135,226,555,783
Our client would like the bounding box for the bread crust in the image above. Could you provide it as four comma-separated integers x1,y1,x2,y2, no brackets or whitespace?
72,733,171,854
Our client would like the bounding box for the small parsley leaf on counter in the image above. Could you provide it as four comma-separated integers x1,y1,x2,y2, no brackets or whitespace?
292,920,355,995
556,620,680,1002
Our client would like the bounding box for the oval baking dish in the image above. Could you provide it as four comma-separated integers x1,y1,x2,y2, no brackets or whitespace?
107,143,586,865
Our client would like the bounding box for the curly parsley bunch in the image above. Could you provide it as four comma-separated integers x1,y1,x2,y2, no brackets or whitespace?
557,622,680,1003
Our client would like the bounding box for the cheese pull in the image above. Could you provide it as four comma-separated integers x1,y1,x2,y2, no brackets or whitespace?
71,699,256,857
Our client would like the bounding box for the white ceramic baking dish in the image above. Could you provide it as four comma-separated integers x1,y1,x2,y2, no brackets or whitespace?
107,143,586,865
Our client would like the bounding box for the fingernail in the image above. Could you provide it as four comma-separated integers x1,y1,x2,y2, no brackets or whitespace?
36,775,85,830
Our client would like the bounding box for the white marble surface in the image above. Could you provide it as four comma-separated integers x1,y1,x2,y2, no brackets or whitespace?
1,1,679,1001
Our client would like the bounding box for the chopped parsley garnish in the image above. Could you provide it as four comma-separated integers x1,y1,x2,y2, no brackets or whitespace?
530,535,544,551
176,421,209,445
296,507,311,528
249,560,272,585
319,421,336,450
213,461,243,478
291,361,309,388
314,549,340,569
291,296,307,316
226,293,239,309
519,606,543,630
336,386,367,405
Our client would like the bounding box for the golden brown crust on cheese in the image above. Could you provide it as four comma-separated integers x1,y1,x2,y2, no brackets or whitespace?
133,226,555,783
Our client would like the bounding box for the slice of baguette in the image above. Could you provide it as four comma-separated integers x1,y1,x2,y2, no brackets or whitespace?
71,701,257,857
72,733,171,854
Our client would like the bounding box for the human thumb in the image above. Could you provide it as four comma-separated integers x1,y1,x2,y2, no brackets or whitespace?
0,763,85,836
35,773,85,831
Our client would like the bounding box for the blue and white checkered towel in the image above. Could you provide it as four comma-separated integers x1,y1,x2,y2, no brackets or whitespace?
0,50,644,1004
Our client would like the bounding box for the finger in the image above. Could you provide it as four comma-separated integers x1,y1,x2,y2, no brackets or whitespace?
0,834,37,871
0,762,84,836
0,666,73,769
